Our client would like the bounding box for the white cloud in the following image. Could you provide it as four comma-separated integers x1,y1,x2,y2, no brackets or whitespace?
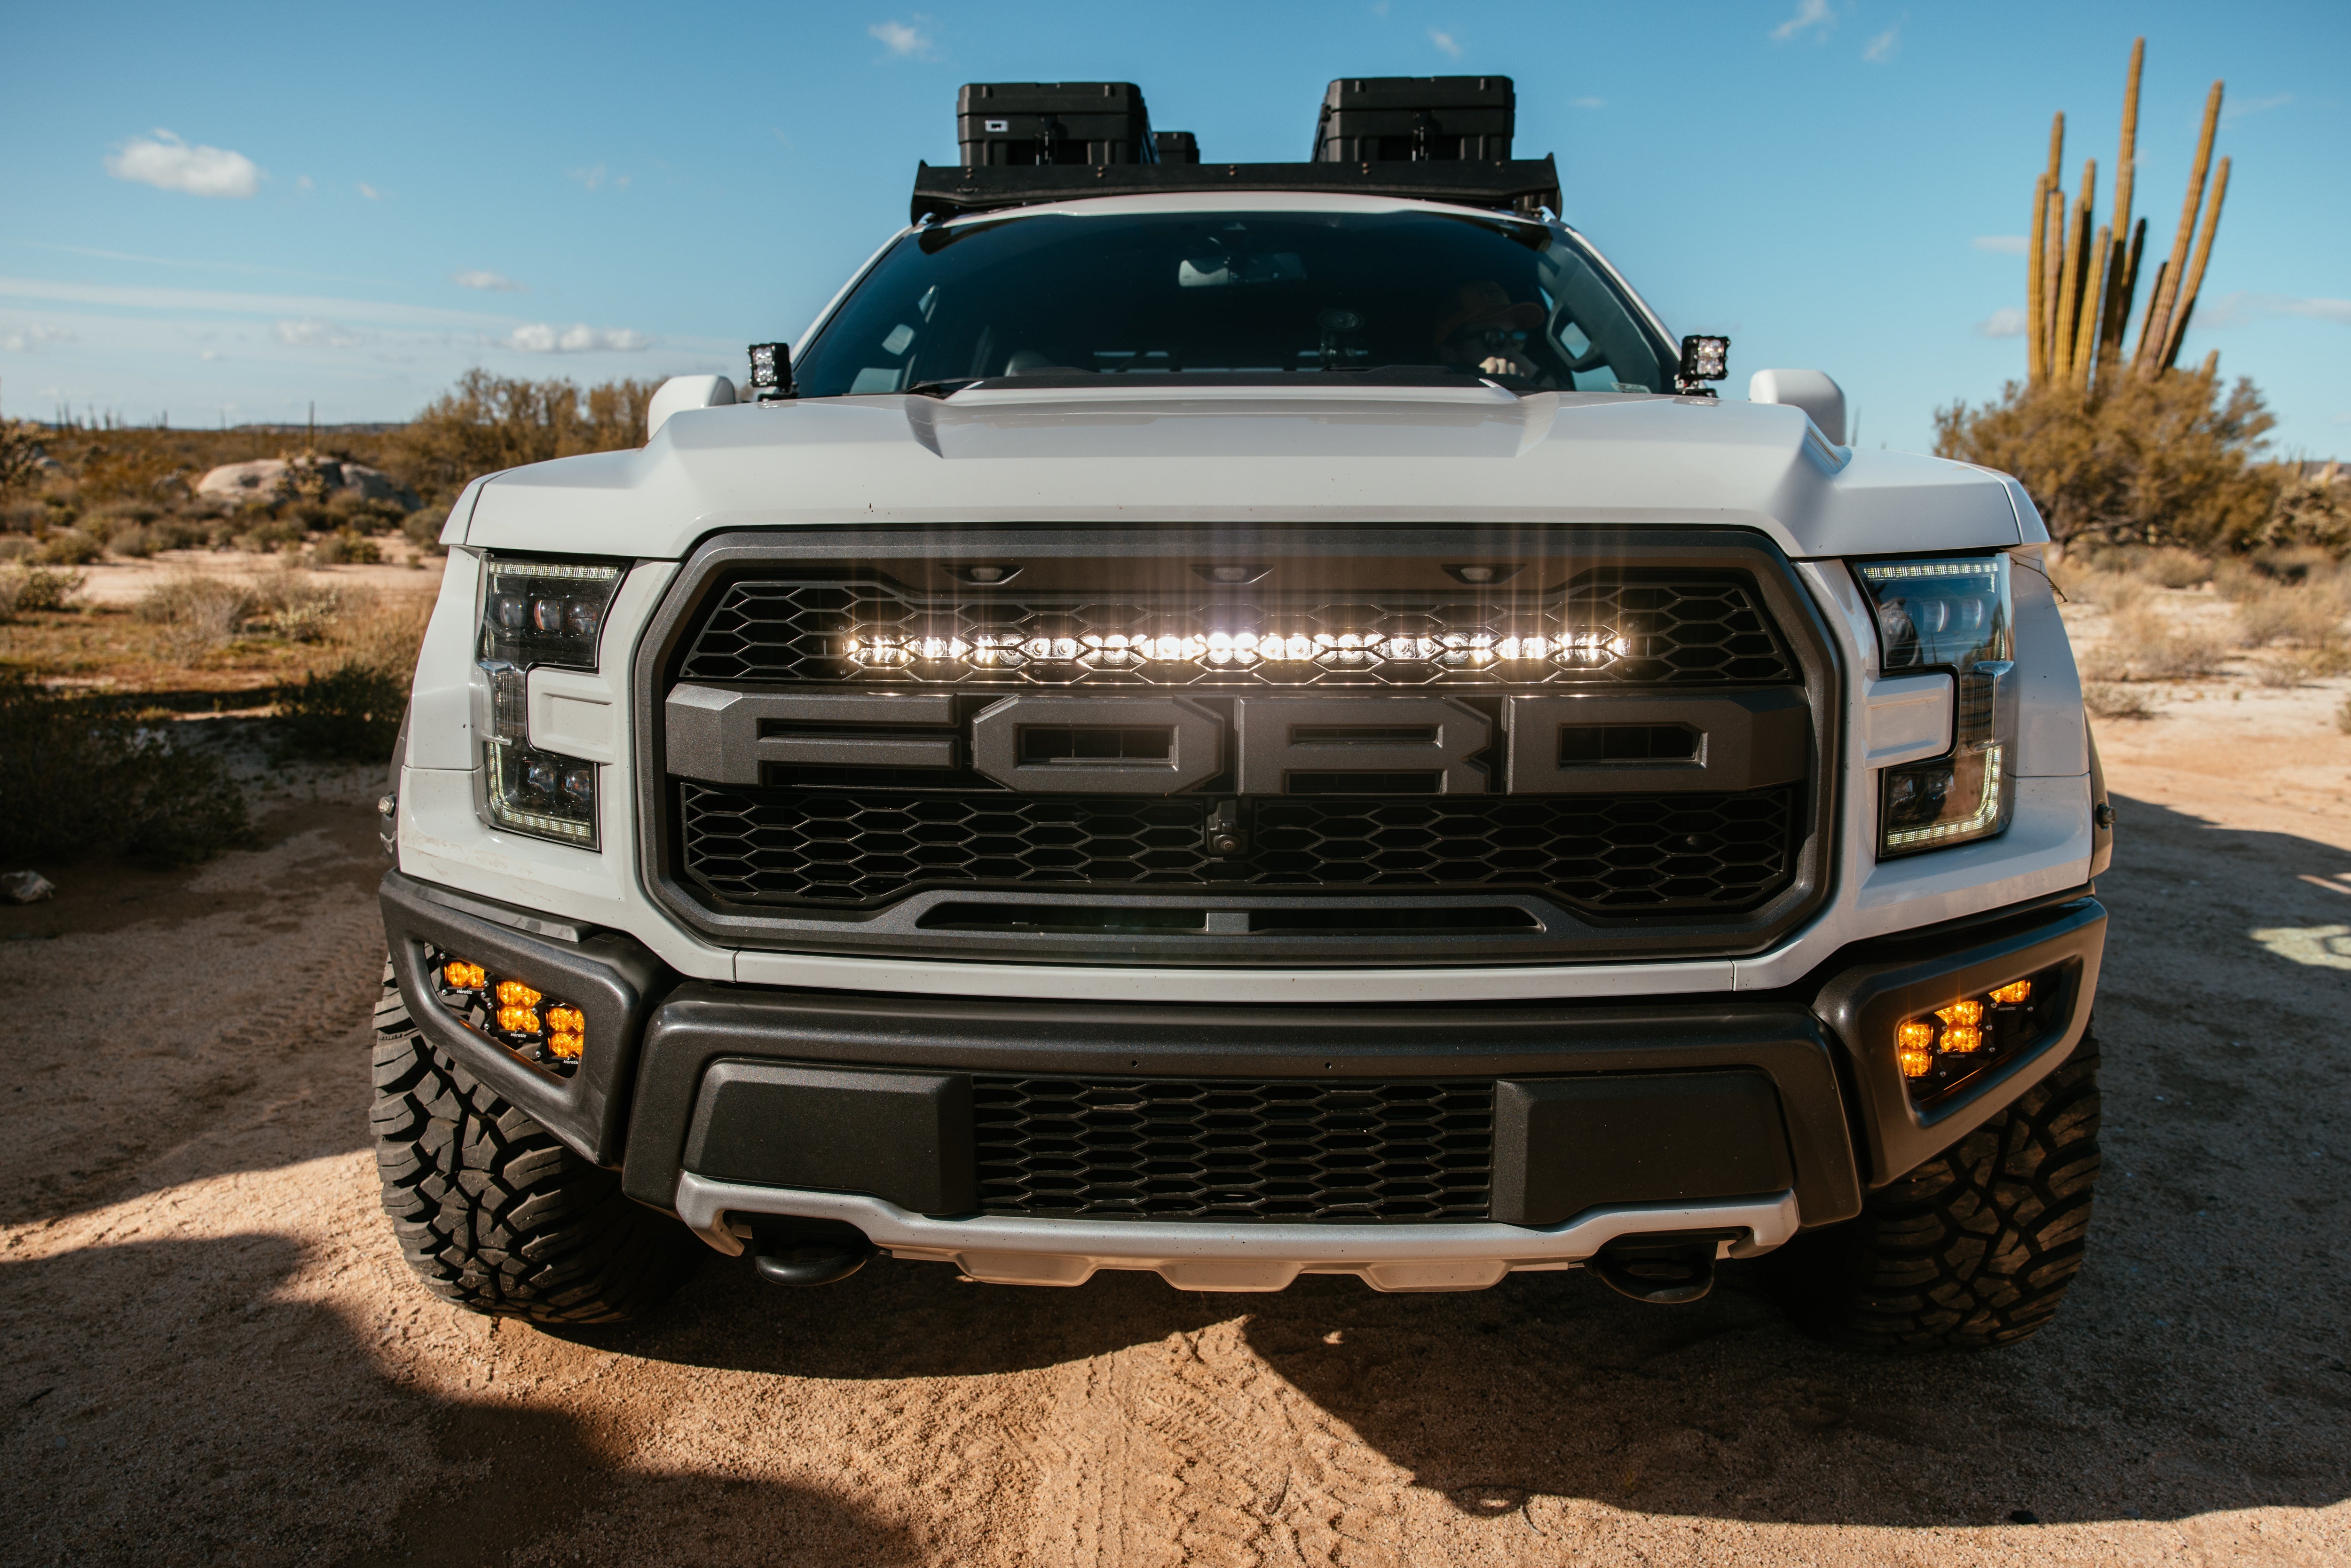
1973,235,2030,255
1570,96,1606,110
275,318,363,347
452,269,523,292
2202,292,2351,330
869,19,933,58
105,130,261,199
567,164,628,192
1,325,76,353
1770,0,1833,41
2281,297,2351,326
2223,92,2292,125
505,323,652,353
1978,308,2028,339
1429,28,1463,57
0,275,510,331
357,182,382,200
201,349,223,362
1863,27,1898,62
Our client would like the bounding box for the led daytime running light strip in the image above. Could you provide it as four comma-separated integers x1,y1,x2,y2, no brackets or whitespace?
1859,560,2001,581
844,629,1631,670
1883,745,2006,848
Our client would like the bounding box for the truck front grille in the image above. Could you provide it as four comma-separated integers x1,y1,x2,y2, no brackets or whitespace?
678,781,1799,912
973,1074,1495,1221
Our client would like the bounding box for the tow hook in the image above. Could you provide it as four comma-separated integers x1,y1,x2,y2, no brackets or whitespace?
1588,1229,1739,1305
744,1220,879,1287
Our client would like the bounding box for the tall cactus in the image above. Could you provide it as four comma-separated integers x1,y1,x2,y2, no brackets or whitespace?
2021,39,2225,389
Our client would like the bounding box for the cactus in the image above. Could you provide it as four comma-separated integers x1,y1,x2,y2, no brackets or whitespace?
2134,78,2225,378
2020,39,2225,388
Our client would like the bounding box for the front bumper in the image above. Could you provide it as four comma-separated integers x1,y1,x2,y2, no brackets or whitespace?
380,871,2104,1292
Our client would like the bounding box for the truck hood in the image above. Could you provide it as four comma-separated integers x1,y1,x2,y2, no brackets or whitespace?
456,383,2036,561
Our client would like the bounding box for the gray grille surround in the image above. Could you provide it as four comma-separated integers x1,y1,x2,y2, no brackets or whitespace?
633,525,1843,966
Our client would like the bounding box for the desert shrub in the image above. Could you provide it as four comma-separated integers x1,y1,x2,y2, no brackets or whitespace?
3,500,44,534
325,491,410,530
2131,547,2212,589
2339,697,2351,737
2050,562,2150,614
34,528,104,565
2082,682,2159,719
2079,608,2229,682
402,506,449,555
0,535,33,562
308,528,383,567
150,518,210,552
1,565,87,615
234,517,307,553
337,593,431,679
1935,363,2277,554
0,671,251,866
2233,583,2349,651
136,571,255,661
108,523,158,558
2247,656,2305,689
380,369,657,503
272,658,408,761
2258,465,2351,553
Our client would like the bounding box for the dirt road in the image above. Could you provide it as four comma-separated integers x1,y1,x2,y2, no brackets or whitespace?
4,691,2347,1566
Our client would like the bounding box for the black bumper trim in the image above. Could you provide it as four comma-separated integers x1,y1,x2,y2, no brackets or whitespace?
618,985,1865,1228
1811,897,2106,1187
379,871,671,1167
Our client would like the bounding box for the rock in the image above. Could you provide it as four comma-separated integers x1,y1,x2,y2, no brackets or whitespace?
194,457,421,512
1,869,56,904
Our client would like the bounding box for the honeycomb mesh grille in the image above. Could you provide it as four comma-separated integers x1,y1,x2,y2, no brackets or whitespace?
676,575,1795,687
972,1075,1496,1221
676,783,1799,911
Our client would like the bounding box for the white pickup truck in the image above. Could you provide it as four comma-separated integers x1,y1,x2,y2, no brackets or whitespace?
371,75,2110,1351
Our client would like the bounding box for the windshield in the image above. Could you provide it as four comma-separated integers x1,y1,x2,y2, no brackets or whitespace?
793,207,1679,396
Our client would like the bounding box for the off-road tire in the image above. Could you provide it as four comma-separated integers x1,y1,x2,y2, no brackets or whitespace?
1770,1034,2101,1351
370,960,699,1322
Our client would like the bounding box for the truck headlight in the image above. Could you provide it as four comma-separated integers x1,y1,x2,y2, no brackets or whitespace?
473,556,624,849
1854,556,2016,857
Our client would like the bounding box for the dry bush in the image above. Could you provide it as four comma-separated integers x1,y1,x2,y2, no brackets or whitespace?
0,565,87,616
2338,697,2351,736
136,571,256,662
2051,562,2151,613
2132,547,2213,589
0,670,249,866
1935,364,2278,553
2247,656,2305,689
2079,608,2230,682
34,528,104,566
274,594,431,761
307,528,383,567
0,535,33,562
380,369,656,505
108,523,158,558
336,592,431,679
2233,582,2350,651
2083,682,2159,719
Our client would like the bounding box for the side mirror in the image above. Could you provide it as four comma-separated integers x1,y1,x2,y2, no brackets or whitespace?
646,374,737,442
1748,369,1847,446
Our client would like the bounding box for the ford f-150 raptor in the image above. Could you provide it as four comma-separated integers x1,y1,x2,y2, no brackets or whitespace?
372,75,2111,1351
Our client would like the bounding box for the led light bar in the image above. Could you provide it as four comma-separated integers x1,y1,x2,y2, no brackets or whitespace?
843,628,1630,673
425,945,585,1072
1894,969,2056,1104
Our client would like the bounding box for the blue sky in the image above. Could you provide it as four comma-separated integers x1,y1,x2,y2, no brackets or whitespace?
2,1,2345,455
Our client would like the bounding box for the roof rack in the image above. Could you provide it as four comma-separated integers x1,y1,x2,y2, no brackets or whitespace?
909,156,1562,226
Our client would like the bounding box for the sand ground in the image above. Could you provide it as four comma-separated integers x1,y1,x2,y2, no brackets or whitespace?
2,608,2347,1567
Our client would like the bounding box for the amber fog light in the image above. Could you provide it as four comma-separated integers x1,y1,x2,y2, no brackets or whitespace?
1896,965,2065,1103
421,944,585,1077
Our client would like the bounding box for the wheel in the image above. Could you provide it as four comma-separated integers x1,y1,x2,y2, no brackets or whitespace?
369,960,700,1322
1769,1033,2102,1350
